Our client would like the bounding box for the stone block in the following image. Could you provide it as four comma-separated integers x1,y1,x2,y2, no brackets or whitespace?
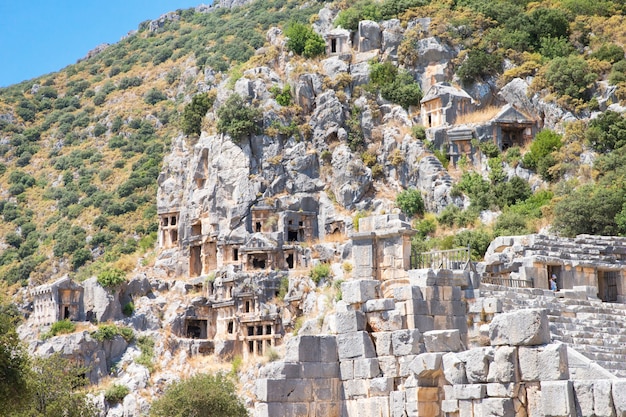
393,285,423,301
398,355,418,377
320,335,339,362
421,285,440,300
407,314,434,332
392,329,422,356
373,332,393,356
458,400,474,417
541,380,575,417
340,360,354,380
369,376,394,397
283,335,337,362
454,384,486,400
378,355,399,377
443,352,467,385
312,378,342,402
390,391,406,417
490,309,550,346
418,401,441,417
258,361,301,379
442,285,462,301
335,310,366,333
343,379,368,399
256,402,309,417
458,347,494,384
364,298,395,312
526,382,543,417
302,362,339,379
572,381,594,417
342,279,379,304
367,309,404,332
518,343,568,382
410,352,443,380
483,298,503,313
313,401,341,417
337,331,377,359
442,399,459,413
593,379,614,417
354,358,381,379
487,383,518,398
414,386,440,402
404,299,430,315
487,346,518,383
612,379,626,417
479,397,515,417
256,379,311,402
424,329,462,352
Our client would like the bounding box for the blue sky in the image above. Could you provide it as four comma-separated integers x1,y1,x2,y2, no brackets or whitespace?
0,1,208,87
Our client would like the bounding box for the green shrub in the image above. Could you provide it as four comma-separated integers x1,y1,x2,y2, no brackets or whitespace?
586,110,626,153
105,384,129,404
216,94,262,142
457,49,502,84
453,229,493,260
181,91,214,136
543,55,597,101
144,88,167,105
522,129,563,181
123,302,135,317
71,248,92,270
396,189,425,218
269,85,292,106
591,43,625,63
150,373,247,417
494,211,531,236
284,22,326,58
42,319,76,339
553,184,623,237
97,267,126,288
335,0,382,31
135,335,155,371
92,324,134,342
310,263,331,284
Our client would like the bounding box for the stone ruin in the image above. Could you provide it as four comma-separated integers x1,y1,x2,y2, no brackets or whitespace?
30,275,84,326
483,234,626,303
250,215,626,416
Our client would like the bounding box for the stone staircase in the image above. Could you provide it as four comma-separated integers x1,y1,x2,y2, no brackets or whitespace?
477,283,626,377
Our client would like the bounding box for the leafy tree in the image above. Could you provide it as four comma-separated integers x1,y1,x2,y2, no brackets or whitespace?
144,88,167,105
586,110,626,153
494,211,531,236
396,189,425,218
284,22,325,58
335,0,382,30
97,267,127,288
553,184,624,237
150,373,247,417
25,354,97,417
380,71,423,109
543,55,597,101
590,43,625,63
539,37,574,59
457,49,502,85
216,94,262,142
522,129,563,181
527,8,570,48
181,92,216,136
453,229,493,260
0,302,30,415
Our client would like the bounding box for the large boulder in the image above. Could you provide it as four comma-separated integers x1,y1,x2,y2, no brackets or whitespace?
83,277,123,322
357,20,382,52
489,309,550,347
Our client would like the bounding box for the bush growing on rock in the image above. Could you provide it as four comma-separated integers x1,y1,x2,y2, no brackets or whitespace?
181,91,215,136
149,373,247,417
42,319,76,339
396,189,425,218
216,94,262,142
284,22,325,58
310,263,331,284
104,384,130,405
97,267,126,288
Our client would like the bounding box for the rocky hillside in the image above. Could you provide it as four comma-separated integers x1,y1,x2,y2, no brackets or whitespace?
2,0,626,414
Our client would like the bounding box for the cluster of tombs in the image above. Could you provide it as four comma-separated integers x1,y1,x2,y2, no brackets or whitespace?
30,213,626,361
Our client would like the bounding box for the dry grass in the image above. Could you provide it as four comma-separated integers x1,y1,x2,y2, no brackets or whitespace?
454,106,502,125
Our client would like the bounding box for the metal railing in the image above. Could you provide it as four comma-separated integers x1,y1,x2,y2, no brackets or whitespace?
481,275,534,288
410,246,475,272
